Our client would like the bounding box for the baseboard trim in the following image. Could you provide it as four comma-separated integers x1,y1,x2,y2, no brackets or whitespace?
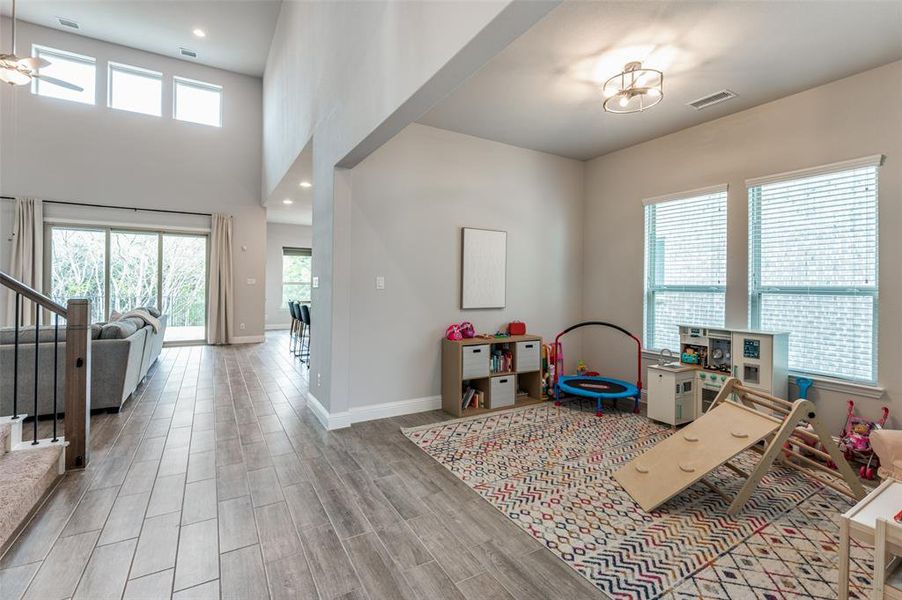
305,393,442,430
230,335,265,344
349,395,442,425
265,324,290,331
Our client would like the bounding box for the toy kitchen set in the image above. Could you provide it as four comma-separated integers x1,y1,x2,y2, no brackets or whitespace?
647,325,789,426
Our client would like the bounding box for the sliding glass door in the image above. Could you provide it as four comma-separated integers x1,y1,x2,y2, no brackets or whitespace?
47,225,208,343
162,234,207,342
110,231,159,315
49,228,106,324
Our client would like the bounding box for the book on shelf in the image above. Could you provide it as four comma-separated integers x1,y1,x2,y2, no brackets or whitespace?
461,387,476,410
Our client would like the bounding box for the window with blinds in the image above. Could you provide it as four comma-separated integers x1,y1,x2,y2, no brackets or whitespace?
644,187,728,351
748,158,880,382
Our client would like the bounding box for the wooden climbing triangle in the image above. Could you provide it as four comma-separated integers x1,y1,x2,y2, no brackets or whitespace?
614,377,866,515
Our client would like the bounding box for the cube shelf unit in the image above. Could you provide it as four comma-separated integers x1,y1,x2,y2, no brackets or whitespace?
441,334,545,417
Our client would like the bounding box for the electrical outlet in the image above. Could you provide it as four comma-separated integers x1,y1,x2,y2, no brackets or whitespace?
312,276,319,288
239,322,246,330
375,276,385,290
246,278,256,285
316,372,321,386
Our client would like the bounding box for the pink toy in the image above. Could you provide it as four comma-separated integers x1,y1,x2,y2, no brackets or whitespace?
835,400,890,480
445,323,463,341
459,322,476,339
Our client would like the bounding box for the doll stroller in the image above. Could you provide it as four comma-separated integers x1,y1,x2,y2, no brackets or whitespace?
834,400,890,480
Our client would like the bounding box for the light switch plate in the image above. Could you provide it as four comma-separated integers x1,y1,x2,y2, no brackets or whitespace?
375,276,385,290
312,276,319,288
246,278,256,285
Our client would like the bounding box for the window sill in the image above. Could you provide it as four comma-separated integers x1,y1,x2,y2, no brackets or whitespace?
789,374,884,399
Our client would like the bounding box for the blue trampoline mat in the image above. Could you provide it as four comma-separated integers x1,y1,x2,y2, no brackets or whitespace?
557,375,638,399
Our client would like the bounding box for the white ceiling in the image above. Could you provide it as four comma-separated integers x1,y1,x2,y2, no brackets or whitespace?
3,0,281,76
419,1,902,161
266,143,313,225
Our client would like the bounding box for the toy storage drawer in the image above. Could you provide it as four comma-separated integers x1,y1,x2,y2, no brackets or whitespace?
515,341,540,372
461,345,490,379
488,375,515,408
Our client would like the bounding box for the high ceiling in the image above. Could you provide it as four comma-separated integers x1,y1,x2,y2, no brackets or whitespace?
419,1,902,161
4,0,281,76
266,143,313,225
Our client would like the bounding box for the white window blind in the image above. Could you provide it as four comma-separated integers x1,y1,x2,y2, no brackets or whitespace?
644,187,727,351
748,158,880,382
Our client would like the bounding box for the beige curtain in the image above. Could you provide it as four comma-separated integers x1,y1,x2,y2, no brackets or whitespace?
5,197,43,326
207,213,233,344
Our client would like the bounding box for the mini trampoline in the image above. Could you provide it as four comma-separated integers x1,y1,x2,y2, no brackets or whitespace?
553,322,642,416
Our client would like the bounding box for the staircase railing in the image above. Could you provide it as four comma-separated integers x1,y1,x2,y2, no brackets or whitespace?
1,271,90,469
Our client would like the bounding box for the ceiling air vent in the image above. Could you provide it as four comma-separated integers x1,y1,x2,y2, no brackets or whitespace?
57,17,79,29
687,89,737,110
180,47,198,58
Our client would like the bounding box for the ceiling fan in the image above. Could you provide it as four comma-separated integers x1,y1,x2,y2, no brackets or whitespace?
0,0,83,91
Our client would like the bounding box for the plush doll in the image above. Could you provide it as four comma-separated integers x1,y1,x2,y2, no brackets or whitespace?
847,421,873,452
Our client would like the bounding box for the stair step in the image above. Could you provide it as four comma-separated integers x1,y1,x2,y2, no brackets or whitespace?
0,444,64,551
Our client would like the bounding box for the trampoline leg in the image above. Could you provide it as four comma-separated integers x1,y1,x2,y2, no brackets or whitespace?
554,386,561,407
595,398,603,417
633,395,641,414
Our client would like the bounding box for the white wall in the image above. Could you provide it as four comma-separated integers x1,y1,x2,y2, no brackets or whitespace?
582,61,902,433
265,221,313,329
263,0,559,414
0,21,266,339
347,123,584,409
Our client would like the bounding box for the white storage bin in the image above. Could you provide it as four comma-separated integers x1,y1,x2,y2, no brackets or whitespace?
462,345,490,379
489,375,515,408
515,341,541,373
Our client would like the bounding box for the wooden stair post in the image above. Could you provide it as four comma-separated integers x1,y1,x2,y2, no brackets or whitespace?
64,299,90,469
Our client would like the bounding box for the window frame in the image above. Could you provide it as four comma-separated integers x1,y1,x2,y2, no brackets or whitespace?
30,44,96,105
173,76,223,127
281,247,312,306
107,61,163,117
44,223,210,345
643,185,729,352
747,156,882,384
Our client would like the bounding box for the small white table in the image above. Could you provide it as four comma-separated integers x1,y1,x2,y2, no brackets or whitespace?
840,479,902,599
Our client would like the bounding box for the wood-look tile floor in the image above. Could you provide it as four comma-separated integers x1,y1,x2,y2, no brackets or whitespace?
0,333,606,600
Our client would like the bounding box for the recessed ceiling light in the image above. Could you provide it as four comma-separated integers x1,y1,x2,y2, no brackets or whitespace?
193,28,206,38
299,181,312,188
282,199,294,205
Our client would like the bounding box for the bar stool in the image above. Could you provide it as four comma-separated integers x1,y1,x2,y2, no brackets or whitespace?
288,301,300,354
299,304,311,365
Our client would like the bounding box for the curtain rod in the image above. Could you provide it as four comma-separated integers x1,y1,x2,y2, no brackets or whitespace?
0,196,212,218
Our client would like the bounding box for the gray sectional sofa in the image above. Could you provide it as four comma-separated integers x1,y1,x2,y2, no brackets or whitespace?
0,313,167,416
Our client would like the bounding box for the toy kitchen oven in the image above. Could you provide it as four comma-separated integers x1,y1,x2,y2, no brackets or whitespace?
648,325,789,426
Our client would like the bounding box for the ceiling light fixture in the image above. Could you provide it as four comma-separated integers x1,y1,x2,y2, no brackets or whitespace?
282,199,293,205
602,61,663,114
0,0,82,91
193,28,206,38
299,181,312,189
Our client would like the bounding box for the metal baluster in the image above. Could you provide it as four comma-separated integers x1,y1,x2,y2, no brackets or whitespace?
52,313,59,442
12,293,19,420
32,308,39,445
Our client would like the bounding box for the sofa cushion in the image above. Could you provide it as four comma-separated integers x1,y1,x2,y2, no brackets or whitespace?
100,318,142,340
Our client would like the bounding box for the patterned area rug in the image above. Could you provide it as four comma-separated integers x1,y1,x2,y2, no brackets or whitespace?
402,400,874,599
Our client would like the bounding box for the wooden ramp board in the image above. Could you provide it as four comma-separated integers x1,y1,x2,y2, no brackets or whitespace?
613,401,780,512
